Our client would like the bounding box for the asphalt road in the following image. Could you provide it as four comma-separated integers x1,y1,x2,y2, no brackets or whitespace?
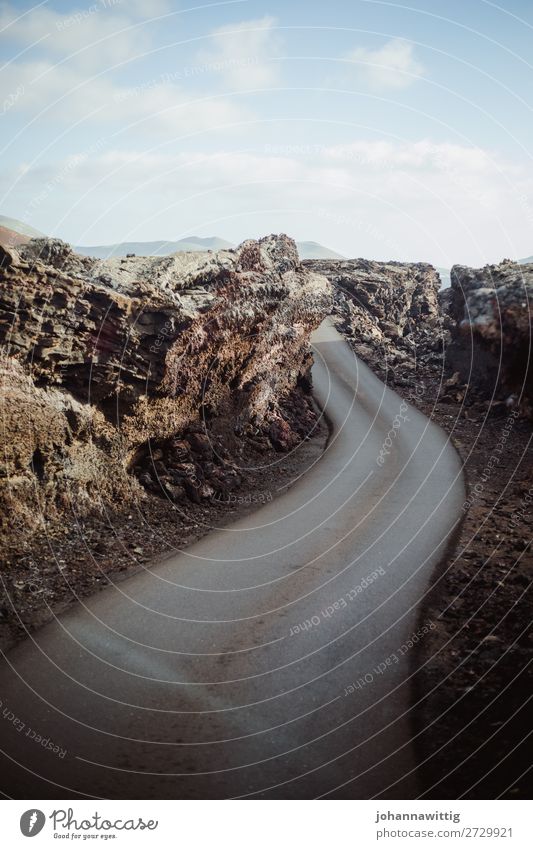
0,319,465,799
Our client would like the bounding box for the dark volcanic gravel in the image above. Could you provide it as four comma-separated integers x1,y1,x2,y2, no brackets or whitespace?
349,330,533,800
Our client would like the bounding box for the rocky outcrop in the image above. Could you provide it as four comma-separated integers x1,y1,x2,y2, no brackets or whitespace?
446,260,533,412
304,258,444,381
0,235,331,540
304,258,441,338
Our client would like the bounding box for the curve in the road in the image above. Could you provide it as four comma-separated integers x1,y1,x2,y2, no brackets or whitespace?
0,318,465,799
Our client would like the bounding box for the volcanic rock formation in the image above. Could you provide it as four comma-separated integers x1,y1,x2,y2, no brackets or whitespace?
446,260,533,412
304,258,444,380
0,235,331,540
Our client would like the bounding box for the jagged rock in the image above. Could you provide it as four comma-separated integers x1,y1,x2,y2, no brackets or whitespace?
163,481,187,503
186,432,212,458
19,237,75,269
0,235,331,539
447,260,533,412
304,258,444,377
0,358,132,536
304,258,441,342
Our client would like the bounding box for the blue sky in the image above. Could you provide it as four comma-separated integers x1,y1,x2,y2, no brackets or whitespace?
1,0,533,265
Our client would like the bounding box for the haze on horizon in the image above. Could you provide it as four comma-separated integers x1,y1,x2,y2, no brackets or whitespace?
1,0,532,268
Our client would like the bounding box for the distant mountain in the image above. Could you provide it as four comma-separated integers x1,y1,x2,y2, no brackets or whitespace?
519,255,533,264
0,225,32,247
296,241,345,260
75,237,345,260
0,215,44,239
0,215,345,261
74,236,235,258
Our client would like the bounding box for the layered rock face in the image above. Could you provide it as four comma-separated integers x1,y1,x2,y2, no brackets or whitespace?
446,260,533,411
0,235,331,538
304,258,444,377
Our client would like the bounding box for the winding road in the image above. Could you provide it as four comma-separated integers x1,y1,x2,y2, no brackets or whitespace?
0,319,464,799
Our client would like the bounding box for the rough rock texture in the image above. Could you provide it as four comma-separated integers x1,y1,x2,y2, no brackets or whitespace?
304,258,441,336
0,235,331,541
304,258,445,382
446,260,533,413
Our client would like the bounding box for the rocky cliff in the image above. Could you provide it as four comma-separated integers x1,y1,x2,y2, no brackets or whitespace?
304,258,444,381
0,235,331,540
446,260,533,412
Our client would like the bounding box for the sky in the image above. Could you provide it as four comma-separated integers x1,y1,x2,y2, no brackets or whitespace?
1,0,533,266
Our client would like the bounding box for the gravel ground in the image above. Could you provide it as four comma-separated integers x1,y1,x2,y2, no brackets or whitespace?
412,382,533,800
347,331,533,800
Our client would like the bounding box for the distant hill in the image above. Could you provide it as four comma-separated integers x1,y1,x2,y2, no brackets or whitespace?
0,215,44,239
0,215,345,261
519,255,533,264
0,225,32,247
296,241,345,260
74,236,235,258
75,237,345,260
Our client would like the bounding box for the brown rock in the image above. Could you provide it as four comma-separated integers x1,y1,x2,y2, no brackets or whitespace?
0,234,331,540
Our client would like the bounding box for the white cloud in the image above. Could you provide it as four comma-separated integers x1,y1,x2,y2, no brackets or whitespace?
0,1,151,69
7,139,532,267
0,2,249,136
323,140,496,174
344,38,425,90
0,58,246,136
198,16,282,90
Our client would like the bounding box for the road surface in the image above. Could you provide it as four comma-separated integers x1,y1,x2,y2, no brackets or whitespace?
0,319,464,799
